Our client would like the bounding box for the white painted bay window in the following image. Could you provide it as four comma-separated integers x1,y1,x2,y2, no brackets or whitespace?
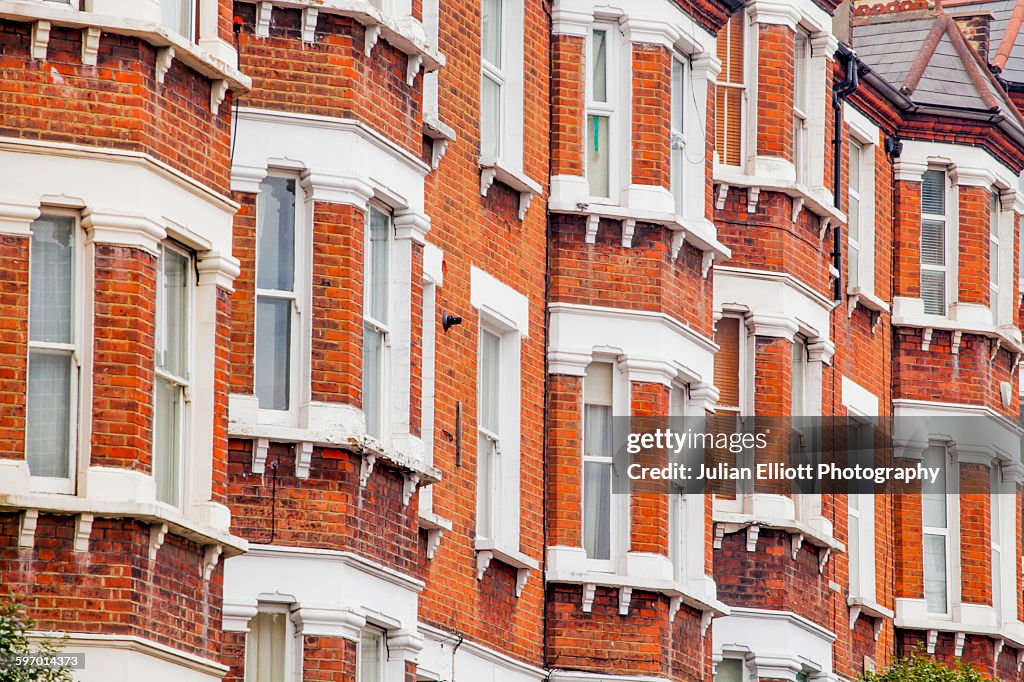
671,56,687,216
922,444,950,615
920,169,949,316
154,242,192,507
26,214,80,493
245,605,294,682
363,206,392,441
255,176,300,419
582,362,614,563
480,0,505,160
587,24,616,199
792,30,810,184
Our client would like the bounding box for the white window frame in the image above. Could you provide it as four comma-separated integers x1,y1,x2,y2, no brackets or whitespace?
254,174,306,426
792,29,810,185
357,625,387,682
476,323,504,543
581,360,616,570
244,602,297,682
848,140,863,289
991,463,1003,622
715,655,751,682
845,107,879,297
922,443,957,617
363,204,393,443
26,211,83,495
846,413,876,600
480,0,506,161
153,241,194,509
586,22,619,202
920,167,952,317
671,55,688,216
990,188,1001,324
162,0,197,41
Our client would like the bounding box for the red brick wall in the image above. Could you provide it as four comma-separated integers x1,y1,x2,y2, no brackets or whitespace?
893,179,922,299
0,234,28,460
213,287,232,505
90,245,156,473
0,513,223,660
631,44,671,189
959,463,991,605
755,24,794,161
548,374,583,548
629,381,669,555
552,35,585,177
0,22,233,194
957,186,991,306
229,194,256,395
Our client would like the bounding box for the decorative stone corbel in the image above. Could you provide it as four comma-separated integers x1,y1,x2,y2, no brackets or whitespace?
581,584,597,613
156,47,175,84
621,218,635,248
32,21,51,60
871,310,882,334
202,544,223,581
515,568,529,598
406,54,423,86
295,441,313,479
359,452,377,487
73,513,94,553
994,639,1005,667
425,528,444,560
149,523,168,562
476,550,493,580
431,138,450,169
818,216,832,241
818,547,831,573
926,630,937,654
402,473,421,507
701,251,715,278
517,191,532,220
954,632,966,657
747,187,760,213
480,167,498,196
921,328,933,352
210,80,229,113
745,525,759,552
19,510,38,550
301,8,318,43
701,610,714,636
790,196,804,223
873,617,883,641
951,330,963,355
669,596,682,622
791,533,804,559
671,231,686,260
991,338,1002,362
253,438,270,475
713,523,726,549
848,604,862,632
364,25,381,56
715,183,729,210
584,214,600,244
255,1,273,37
81,27,101,66
618,587,632,616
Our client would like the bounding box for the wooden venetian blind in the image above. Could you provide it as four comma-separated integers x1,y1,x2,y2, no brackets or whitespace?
715,12,745,167
715,316,741,411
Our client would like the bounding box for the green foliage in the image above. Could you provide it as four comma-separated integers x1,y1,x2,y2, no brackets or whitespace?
0,600,72,682
863,647,986,682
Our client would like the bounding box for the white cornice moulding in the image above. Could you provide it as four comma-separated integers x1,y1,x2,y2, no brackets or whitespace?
230,164,269,193
547,350,593,376
0,201,41,235
197,251,242,292
617,356,678,386
292,606,366,641
82,210,166,257
300,171,375,208
394,210,431,244
551,8,593,36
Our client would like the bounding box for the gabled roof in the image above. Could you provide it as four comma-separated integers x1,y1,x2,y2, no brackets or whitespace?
853,9,1024,127
935,0,1024,82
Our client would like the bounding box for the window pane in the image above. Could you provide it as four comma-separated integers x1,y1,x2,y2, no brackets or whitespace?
477,430,494,537
849,242,860,289
923,533,948,613
249,611,288,682
158,248,189,377
584,404,612,458
791,337,805,416
367,209,390,324
479,330,500,432
359,629,383,682
154,376,181,505
921,169,945,215
587,115,611,198
921,219,945,266
922,446,946,527
162,0,193,37
793,32,807,110
921,270,946,316
26,350,71,478
716,658,744,682
363,325,384,439
849,504,861,594
481,74,501,160
255,297,292,411
257,177,297,292
849,142,861,193
848,194,860,244
591,29,607,102
481,0,502,67
30,216,74,344
672,59,685,133
583,460,611,560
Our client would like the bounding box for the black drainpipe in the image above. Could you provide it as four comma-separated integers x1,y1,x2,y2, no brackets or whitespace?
831,44,860,302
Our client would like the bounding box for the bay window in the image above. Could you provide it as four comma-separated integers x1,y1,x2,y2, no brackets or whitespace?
255,176,300,416
245,605,293,682
792,30,809,183
480,0,505,160
671,56,687,216
476,327,502,541
154,242,192,507
920,169,949,316
582,362,614,563
363,206,392,441
587,25,615,199
715,12,745,167
26,214,79,493
922,444,950,615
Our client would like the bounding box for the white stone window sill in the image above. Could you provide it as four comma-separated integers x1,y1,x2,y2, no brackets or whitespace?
0,0,250,96
0,491,247,557
474,538,538,597
545,545,728,625
255,0,443,71
479,158,543,220
846,286,889,332
895,599,1024,651
713,165,845,229
848,595,894,640
891,297,1024,354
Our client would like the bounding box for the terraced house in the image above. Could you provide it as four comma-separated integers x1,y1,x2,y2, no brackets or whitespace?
4,0,1024,679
